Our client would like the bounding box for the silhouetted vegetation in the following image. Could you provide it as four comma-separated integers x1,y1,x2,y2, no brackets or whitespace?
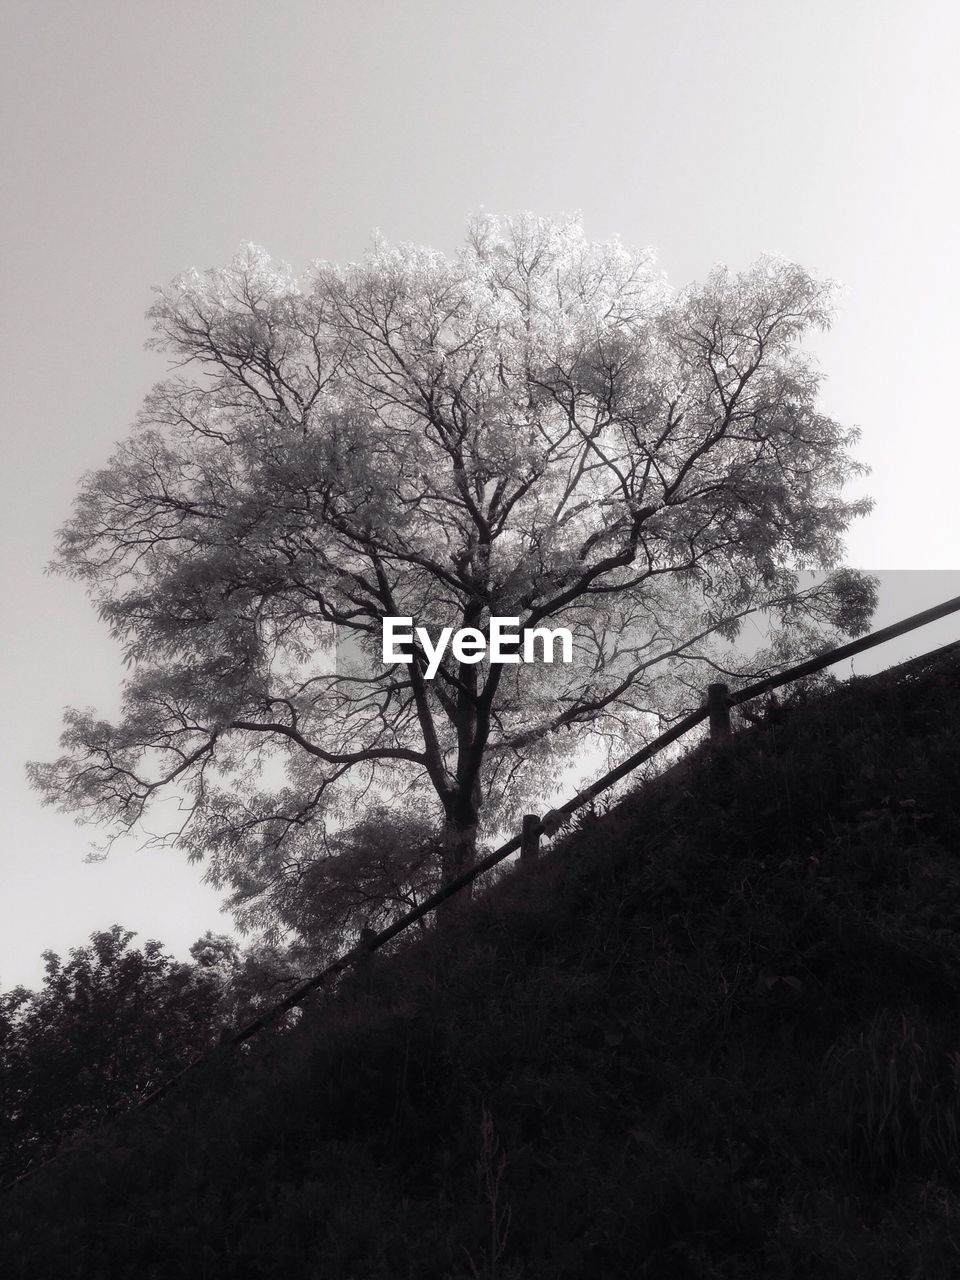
4,644,960,1277
0,928,304,1186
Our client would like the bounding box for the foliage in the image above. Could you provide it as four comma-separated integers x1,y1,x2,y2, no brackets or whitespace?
30,213,875,937
286,805,441,950
0,927,223,1183
0,926,304,1185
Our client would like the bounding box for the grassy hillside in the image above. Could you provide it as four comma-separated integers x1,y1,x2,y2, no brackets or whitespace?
4,642,960,1279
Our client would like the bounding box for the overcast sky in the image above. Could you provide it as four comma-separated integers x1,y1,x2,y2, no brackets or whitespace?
1,0,957,989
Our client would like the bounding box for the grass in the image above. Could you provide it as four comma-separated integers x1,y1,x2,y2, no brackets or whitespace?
3,642,960,1277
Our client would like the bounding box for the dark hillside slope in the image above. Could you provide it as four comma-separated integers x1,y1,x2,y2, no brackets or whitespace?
4,643,960,1279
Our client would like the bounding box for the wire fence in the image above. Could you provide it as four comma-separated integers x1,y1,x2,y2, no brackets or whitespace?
7,590,960,1188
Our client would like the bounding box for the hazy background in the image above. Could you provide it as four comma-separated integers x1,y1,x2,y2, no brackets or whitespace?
1,0,957,988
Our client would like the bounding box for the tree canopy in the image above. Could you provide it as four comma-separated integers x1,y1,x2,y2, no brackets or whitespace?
0,924,306,1184
31,213,875,939
0,927,221,1182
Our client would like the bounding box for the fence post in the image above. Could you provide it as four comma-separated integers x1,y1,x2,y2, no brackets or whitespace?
707,682,732,744
354,926,377,989
521,814,540,862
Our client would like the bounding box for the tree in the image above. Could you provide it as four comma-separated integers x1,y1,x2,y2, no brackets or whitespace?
30,213,875,936
0,927,225,1182
0,925,313,1184
286,807,441,952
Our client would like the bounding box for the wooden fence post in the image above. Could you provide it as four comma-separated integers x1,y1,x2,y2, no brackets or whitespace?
355,926,377,989
707,682,732,744
521,814,540,862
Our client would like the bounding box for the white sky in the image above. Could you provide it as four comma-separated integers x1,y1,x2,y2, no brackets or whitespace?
1,0,958,988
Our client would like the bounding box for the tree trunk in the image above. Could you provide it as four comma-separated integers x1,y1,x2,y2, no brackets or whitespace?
436,813,478,923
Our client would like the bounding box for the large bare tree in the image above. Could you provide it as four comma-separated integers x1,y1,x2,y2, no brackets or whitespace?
31,213,875,936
